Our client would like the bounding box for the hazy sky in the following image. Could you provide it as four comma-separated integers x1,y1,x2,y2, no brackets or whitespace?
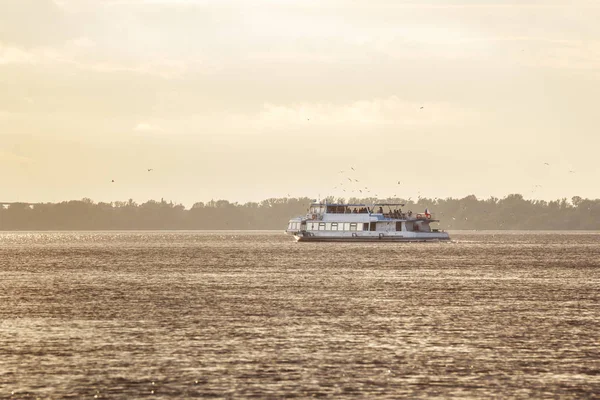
1,0,599,206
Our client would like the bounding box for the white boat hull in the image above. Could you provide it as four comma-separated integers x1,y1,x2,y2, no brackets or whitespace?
288,231,450,242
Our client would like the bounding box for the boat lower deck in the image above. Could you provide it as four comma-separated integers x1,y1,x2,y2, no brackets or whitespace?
291,231,450,242
295,236,449,242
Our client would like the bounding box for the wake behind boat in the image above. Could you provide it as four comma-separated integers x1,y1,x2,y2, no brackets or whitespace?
285,201,450,242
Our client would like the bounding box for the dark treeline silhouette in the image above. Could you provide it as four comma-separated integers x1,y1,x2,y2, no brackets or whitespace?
1,194,599,230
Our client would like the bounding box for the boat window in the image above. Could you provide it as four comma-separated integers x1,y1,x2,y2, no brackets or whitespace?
325,223,332,230
363,223,369,231
349,223,357,231
331,222,338,231
319,222,326,231
343,223,350,231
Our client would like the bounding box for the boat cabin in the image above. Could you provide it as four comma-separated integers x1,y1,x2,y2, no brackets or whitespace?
289,202,436,234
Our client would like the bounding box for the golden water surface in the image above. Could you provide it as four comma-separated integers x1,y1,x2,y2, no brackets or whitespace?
1,231,599,398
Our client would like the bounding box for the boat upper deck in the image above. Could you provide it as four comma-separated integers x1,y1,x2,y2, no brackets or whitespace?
304,202,436,222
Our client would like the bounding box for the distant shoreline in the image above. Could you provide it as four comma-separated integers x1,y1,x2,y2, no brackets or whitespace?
2,195,599,230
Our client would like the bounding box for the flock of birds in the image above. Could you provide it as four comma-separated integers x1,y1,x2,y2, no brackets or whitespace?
327,161,577,201
110,110,575,204
529,162,576,195
330,166,407,199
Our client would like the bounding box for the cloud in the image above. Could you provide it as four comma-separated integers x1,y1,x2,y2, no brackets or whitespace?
252,96,479,128
67,36,96,49
0,110,21,120
0,0,72,47
521,40,600,71
0,43,36,64
0,150,33,164
84,0,600,9
133,122,163,132
0,41,188,78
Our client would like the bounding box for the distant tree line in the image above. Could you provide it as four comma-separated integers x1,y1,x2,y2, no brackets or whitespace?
0,194,599,230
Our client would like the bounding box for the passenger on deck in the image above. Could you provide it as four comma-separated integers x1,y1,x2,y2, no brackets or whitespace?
378,207,384,214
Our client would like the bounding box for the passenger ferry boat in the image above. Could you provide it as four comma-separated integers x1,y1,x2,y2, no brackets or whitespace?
285,201,450,242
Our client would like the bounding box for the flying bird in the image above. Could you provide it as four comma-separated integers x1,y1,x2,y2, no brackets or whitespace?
351,167,355,171
544,162,550,166
347,178,352,182
397,181,401,185
569,170,576,173
147,168,153,172
111,180,115,183
420,106,424,109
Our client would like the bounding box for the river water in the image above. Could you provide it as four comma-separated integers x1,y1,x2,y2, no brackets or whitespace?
1,231,599,399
